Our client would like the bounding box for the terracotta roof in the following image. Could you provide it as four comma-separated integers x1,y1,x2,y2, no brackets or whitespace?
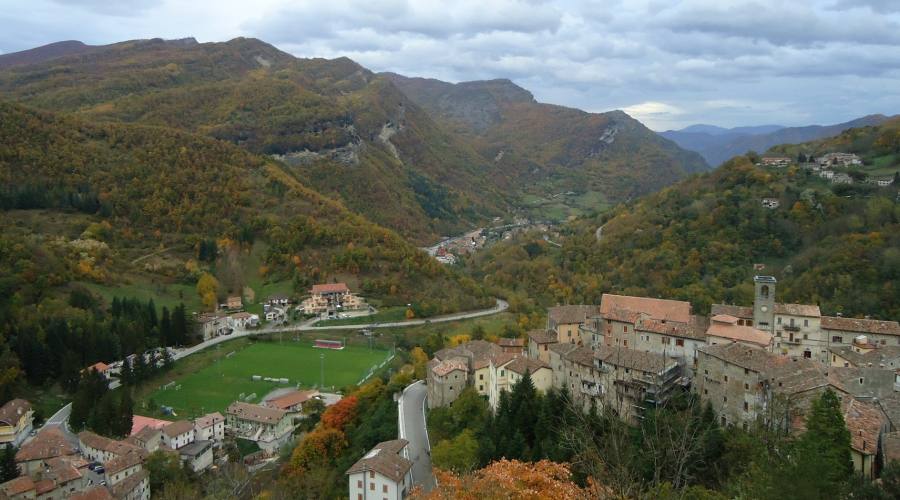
548,305,598,325
311,283,350,294
130,415,171,436
0,399,31,426
131,425,161,445
433,340,503,369
78,431,143,457
636,317,706,340
498,338,525,348
84,362,109,373
602,307,643,324
527,330,557,344
504,357,550,376
548,343,580,356
162,420,194,438
70,486,114,500
110,469,148,498
105,450,146,475
491,352,519,369
345,439,412,483
432,359,468,377
194,412,225,429
16,427,77,462
841,398,884,455
711,314,739,325
34,478,55,495
821,316,900,335
700,344,836,396
594,346,677,374
706,322,773,348
775,303,821,317
0,476,34,496
699,343,778,373
600,294,691,323
562,346,596,367
265,391,320,411
226,402,287,425
829,346,900,368
711,304,753,320
45,456,83,483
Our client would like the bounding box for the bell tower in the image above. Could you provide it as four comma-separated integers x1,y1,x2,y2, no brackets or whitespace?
753,275,776,333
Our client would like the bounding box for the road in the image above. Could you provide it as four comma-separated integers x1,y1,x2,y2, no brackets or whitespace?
34,402,79,448
399,381,434,492
171,298,508,361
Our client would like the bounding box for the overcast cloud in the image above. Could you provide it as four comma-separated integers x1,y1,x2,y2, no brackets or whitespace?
0,0,898,129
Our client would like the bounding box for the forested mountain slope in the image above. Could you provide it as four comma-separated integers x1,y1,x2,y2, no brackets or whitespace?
469,118,900,318
0,38,504,242
385,73,710,202
0,101,491,320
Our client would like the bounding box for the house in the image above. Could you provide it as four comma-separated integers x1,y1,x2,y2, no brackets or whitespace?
428,359,469,408
632,316,708,373
832,172,854,184
194,412,225,442
43,456,87,497
263,390,320,414
706,315,773,350
109,469,150,500
0,476,37,499
178,440,214,472
819,152,862,167
225,402,294,452
761,156,791,167
15,427,77,475
77,431,144,463
299,283,368,317
426,340,505,407
105,451,145,489
821,316,900,349
346,439,413,500
266,294,291,307
129,415,171,437
527,330,558,364
225,296,242,310
497,337,526,355
83,362,110,379
761,198,780,209
229,312,259,329
126,426,163,453
161,420,195,450
875,177,894,187
0,399,33,448
695,343,844,429
264,306,286,323
196,313,233,341
487,356,551,411
547,305,598,345
593,294,693,349
819,169,835,179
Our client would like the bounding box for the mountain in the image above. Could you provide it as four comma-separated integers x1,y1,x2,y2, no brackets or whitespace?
0,100,492,316
0,40,96,69
662,115,892,167
384,74,710,205
0,37,505,243
469,117,900,318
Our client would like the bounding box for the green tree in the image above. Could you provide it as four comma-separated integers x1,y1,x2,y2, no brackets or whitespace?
0,446,20,482
432,429,479,473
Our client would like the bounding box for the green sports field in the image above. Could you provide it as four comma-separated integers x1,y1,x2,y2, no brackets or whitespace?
140,340,390,418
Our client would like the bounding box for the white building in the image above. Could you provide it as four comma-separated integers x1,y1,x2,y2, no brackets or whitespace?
161,420,195,450
346,439,413,500
194,412,225,442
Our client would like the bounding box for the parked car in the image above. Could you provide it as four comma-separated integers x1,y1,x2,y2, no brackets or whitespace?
95,466,105,474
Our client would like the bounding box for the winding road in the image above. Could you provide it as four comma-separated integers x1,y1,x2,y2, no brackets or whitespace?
399,381,435,492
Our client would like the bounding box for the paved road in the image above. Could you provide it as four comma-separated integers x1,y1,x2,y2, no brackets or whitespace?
170,298,508,361
35,402,79,448
399,381,434,492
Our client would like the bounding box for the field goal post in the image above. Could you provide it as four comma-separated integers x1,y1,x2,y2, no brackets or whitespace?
313,339,345,350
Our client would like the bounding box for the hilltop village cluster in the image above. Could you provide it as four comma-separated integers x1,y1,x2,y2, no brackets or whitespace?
427,276,900,479
759,152,895,190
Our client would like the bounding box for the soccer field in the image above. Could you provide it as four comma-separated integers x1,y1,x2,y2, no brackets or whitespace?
140,340,390,418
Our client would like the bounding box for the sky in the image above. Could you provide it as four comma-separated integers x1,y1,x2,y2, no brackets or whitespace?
1,0,899,130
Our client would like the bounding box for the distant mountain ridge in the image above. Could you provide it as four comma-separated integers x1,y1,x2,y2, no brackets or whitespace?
385,73,710,203
662,115,893,167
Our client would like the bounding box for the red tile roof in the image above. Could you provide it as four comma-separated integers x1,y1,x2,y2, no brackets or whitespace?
821,316,900,336
548,305,598,325
346,439,412,483
311,283,350,294
775,303,821,317
265,390,320,411
600,294,691,323
16,427,77,462
0,399,31,427
706,322,773,348
130,415,172,436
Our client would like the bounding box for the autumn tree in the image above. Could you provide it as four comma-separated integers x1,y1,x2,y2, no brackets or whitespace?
432,429,479,473
196,272,220,311
320,395,358,431
288,428,347,473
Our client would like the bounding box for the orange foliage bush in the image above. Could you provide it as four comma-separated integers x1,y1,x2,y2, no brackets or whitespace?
320,395,358,431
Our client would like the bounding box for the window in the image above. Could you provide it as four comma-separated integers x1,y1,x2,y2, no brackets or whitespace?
500,370,505,377
624,325,629,333
724,375,729,382
832,336,843,343
744,368,749,375
724,396,728,403
704,389,708,395
383,485,388,493
803,351,811,359
357,480,362,488
882,340,887,345
370,483,375,490
370,472,374,479
743,401,749,411
676,339,684,347
804,319,809,327
479,385,483,391
744,383,749,390
777,317,782,325
721,416,727,426
803,334,808,340
625,368,630,374
790,318,795,327
704,369,709,375
624,340,628,347
479,374,483,380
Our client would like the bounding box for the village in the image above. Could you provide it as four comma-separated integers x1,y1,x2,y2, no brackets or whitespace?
758,152,896,188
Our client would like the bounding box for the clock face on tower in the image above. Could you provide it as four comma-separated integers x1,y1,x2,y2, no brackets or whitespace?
760,306,768,312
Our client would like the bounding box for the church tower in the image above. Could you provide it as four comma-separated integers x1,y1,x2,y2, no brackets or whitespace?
753,275,776,333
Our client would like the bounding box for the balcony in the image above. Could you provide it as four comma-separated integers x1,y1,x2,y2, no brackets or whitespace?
783,324,801,332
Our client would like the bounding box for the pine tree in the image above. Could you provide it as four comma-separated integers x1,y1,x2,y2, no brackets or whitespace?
0,446,20,482
146,299,158,329
117,390,134,438
172,304,188,346
160,307,172,346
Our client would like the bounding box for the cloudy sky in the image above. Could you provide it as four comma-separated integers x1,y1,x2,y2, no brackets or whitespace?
1,0,898,130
